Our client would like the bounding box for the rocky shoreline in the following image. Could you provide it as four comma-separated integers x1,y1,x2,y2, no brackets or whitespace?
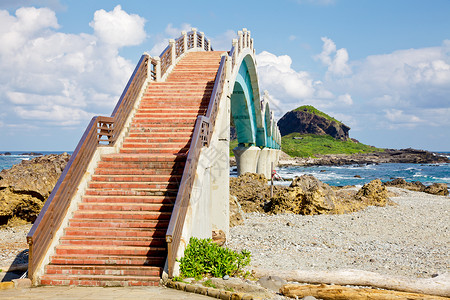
278,148,450,166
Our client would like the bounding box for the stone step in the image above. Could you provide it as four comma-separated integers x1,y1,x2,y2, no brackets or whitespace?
84,188,178,197
40,274,161,287
87,181,180,190
119,148,188,155
94,167,183,175
77,202,174,212
54,245,166,257
91,174,182,183
121,142,190,149
64,226,166,238
95,164,183,175
67,218,169,229
60,236,166,247
130,122,196,128
96,162,185,171
72,210,172,220
48,254,165,267
45,265,162,277
100,153,186,163
81,195,176,204
123,136,191,143
128,127,194,133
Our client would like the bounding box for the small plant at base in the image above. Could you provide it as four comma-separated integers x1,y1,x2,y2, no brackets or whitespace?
178,237,251,279
202,279,217,288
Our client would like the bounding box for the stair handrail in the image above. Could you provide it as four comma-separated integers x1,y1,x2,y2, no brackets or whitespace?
165,28,256,277
26,53,149,281
165,54,228,277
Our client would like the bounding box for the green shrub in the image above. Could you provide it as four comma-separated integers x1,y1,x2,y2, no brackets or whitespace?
178,237,251,279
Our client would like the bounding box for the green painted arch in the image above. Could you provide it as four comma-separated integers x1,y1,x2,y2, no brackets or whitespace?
229,52,281,149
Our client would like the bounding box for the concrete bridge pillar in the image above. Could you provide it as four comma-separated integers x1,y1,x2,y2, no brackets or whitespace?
233,145,260,176
256,147,271,179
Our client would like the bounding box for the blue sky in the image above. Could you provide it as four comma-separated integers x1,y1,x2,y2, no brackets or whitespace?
0,0,449,151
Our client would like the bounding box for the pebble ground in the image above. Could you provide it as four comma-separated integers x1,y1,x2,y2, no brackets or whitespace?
228,188,450,279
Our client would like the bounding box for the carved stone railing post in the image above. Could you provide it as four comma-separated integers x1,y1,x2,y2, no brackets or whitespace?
200,31,205,49
243,28,248,48
238,30,243,53
169,39,176,67
192,28,198,48
154,57,161,81
182,31,187,53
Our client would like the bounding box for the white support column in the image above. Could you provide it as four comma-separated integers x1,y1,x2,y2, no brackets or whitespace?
207,39,211,51
257,147,271,179
233,145,261,176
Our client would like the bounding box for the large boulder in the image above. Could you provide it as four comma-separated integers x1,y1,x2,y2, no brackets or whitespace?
355,179,390,206
229,173,272,213
268,175,337,215
0,153,70,225
424,183,449,196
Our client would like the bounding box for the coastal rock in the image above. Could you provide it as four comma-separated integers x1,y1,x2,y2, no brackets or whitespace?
383,178,426,192
281,149,450,167
268,175,337,215
355,179,390,206
0,153,70,225
230,173,274,213
229,195,245,227
424,183,449,196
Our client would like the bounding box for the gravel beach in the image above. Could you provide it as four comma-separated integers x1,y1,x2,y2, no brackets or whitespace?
228,187,450,279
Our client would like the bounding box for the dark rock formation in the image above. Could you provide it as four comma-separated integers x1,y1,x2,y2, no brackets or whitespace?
277,107,350,140
283,148,450,166
0,153,70,225
383,178,449,196
383,178,426,192
231,173,395,216
424,183,449,196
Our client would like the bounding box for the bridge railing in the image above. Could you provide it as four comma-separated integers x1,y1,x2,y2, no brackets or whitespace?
151,28,212,81
26,54,149,281
165,53,227,277
230,28,254,73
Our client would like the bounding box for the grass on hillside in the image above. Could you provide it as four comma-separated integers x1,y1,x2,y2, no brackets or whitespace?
281,133,384,158
293,105,342,124
230,133,383,158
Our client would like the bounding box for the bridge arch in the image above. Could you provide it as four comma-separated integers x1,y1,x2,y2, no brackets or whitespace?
226,32,280,177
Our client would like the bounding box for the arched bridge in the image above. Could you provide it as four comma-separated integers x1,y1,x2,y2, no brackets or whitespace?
26,28,281,286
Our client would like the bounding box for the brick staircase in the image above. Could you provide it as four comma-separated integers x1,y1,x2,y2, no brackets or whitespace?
39,51,224,286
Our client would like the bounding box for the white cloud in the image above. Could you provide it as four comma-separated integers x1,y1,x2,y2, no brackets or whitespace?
210,29,236,51
336,93,353,106
149,23,192,56
90,5,146,47
0,6,146,133
256,51,316,99
316,37,351,76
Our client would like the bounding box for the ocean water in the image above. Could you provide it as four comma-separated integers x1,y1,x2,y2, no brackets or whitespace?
233,152,450,187
0,151,72,172
2,151,449,188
